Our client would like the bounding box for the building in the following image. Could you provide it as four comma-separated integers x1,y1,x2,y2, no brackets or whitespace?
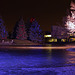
51,26,69,42
44,31,57,43
51,26,69,39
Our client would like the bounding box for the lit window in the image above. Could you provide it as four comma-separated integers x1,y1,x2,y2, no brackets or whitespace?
70,38,75,41
44,35,51,38
48,38,57,42
54,39,57,42
61,34,63,35
49,39,54,42
61,39,66,42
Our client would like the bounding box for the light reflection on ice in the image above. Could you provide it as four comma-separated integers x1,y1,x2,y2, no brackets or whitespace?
0,45,74,74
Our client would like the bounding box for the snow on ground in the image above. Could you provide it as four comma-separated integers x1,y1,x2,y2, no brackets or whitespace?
0,39,40,45
21,66,75,75
52,66,75,75
0,66,75,75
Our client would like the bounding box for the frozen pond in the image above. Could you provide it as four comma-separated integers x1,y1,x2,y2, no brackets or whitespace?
0,45,75,75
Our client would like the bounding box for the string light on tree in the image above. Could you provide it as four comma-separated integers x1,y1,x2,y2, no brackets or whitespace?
29,18,44,43
13,17,27,40
65,1,75,34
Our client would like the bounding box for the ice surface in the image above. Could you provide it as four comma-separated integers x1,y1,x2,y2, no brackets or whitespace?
0,48,74,75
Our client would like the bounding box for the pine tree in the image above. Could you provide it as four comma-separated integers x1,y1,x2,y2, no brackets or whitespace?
0,17,8,39
29,18,43,43
13,17,27,40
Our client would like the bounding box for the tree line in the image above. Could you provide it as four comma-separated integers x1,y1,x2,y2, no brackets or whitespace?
0,16,44,43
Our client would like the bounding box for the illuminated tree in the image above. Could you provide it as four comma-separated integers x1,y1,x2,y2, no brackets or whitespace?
0,17,8,39
26,17,36,39
13,17,27,40
65,1,75,34
29,18,43,43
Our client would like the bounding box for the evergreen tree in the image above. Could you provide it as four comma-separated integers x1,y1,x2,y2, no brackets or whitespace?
26,17,35,40
0,17,8,39
29,18,43,43
13,17,27,40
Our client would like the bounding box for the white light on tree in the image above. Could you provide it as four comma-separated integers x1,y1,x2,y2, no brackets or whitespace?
65,1,75,34
66,21,75,33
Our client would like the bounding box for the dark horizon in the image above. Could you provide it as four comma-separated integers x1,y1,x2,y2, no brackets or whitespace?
0,0,71,32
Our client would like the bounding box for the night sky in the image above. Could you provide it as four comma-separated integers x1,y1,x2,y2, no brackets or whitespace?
0,0,71,32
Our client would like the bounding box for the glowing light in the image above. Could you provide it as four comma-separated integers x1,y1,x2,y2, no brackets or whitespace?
30,18,35,23
69,38,75,42
49,39,54,42
48,38,57,42
65,21,75,33
54,39,57,42
61,39,66,42
44,35,51,38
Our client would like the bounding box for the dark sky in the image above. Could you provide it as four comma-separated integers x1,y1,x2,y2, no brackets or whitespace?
0,0,71,32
